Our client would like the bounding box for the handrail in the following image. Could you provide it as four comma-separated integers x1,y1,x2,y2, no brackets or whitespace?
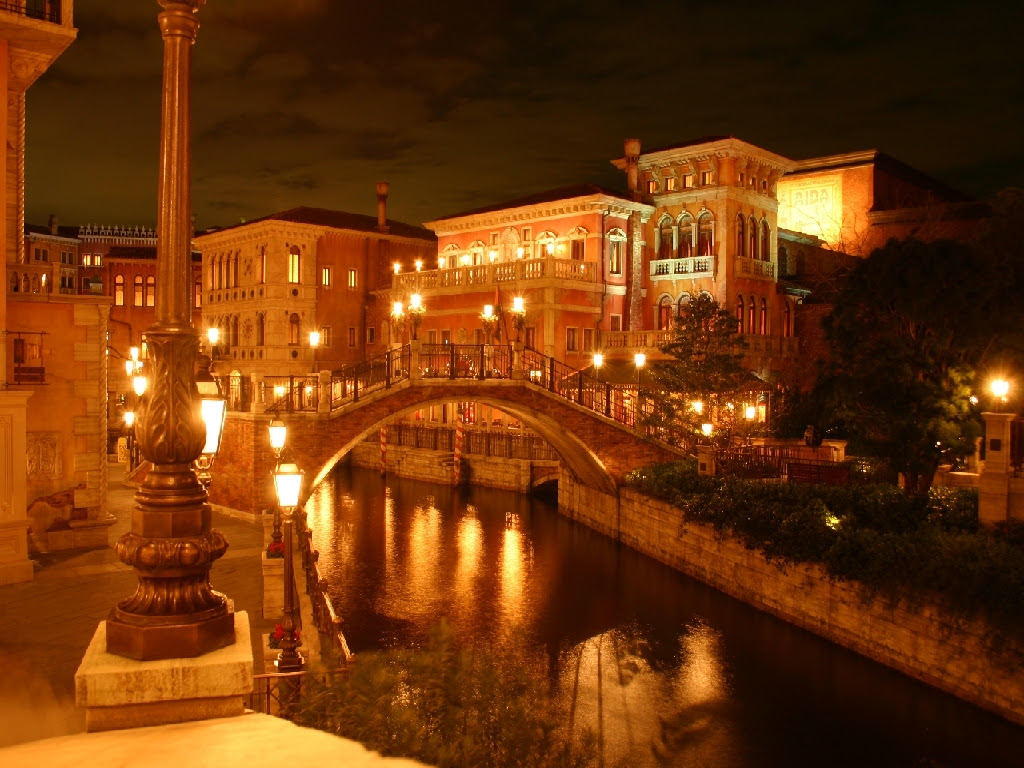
330,345,410,408
294,508,353,665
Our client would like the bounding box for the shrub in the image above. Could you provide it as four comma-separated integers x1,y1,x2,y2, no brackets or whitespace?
625,461,1024,636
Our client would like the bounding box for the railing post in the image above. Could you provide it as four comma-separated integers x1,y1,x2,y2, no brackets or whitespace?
479,345,486,381
318,371,330,413
385,349,391,388
548,357,555,392
353,373,359,403
450,344,456,380
511,341,524,381
409,340,421,382
577,372,583,404
605,382,611,418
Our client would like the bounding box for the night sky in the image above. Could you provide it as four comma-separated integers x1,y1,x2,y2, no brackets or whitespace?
24,0,1023,231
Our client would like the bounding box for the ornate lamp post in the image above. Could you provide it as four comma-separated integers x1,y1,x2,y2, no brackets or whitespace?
510,296,526,343
408,293,425,341
272,460,305,672
481,304,498,345
267,419,287,546
105,0,236,661
390,300,405,346
309,329,320,373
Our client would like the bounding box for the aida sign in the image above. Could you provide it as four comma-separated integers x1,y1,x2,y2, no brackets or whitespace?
777,174,842,245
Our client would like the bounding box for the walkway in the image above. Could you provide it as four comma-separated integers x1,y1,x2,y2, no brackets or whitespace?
0,463,273,747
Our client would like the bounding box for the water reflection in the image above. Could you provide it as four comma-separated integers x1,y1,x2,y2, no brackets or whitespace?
308,463,1024,768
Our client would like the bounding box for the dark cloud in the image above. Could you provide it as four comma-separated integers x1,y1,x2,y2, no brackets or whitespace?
23,0,1024,232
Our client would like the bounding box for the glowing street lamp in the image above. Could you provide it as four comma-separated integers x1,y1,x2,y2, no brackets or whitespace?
702,423,714,437
408,293,425,341
206,326,219,358
194,353,227,490
309,329,320,373
267,418,287,546
745,405,757,421
272,460,305,673
634,352,646,389
510,296,526,342
991,378,1010,404
692,400,704,415
481,304,499,344
593,352,604,381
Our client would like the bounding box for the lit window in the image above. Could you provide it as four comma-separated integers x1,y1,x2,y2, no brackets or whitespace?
700,171,712,186
698,213,714,256
682,174,694,189
583,328,594,351
322,266,332,287
571,240,584,260
658,296,672,330
609,239,623,275
322,326,332,347
288,246,300,284
678,215,693,258
134,275,143,306
289,313,300,344
146,276,156,307
566,328,578,352
647,179,658,194
348,327,356,347
736,214,746,257
665,177,677,192
115,275,125,306
347,268,357,290
194,277,202,308
610,314,622,332
367,326,376,344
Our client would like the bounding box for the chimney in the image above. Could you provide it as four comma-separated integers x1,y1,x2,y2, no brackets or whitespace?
48,214,58,235
376,181,390,233
624,138,641,199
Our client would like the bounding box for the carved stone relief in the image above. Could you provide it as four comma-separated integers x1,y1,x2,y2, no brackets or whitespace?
26,432,62,480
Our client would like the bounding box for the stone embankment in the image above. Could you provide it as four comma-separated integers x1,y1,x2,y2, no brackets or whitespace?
559,471,1024,726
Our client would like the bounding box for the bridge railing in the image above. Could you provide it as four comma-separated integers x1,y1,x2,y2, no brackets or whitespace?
262,375,320,413
376,423,559,461
329,346,410,408
419,343,512,380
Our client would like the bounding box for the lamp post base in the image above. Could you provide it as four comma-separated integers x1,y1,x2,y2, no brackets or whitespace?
106,605,235,661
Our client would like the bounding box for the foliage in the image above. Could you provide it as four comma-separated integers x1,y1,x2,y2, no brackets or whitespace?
625,461,1024,635
295,620,596,768
643,293,758,445
818,237,995,496
266,540,285,558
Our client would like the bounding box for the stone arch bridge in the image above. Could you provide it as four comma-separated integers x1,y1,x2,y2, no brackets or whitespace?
208,343,683,515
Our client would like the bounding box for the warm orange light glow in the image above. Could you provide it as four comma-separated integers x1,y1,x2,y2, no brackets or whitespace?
512,296,524,313
410,294,423,311
745,405,757,420
415,259,423,272
516,246,524,258
392,301,404,317
438,256,446,268
991,379,1010,400
692,400,703,414
702,423,713,436
129,346,140,362
133,374,148,397
593,353,604,369
483,304,494,318
206,328,218,346
123,410,135,428
309,330,320,348
634,352,646,368
488,250,497,262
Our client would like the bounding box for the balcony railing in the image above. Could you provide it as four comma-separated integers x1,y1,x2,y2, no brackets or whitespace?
735,257,775,280
649,256,714,279
602,330,673,350
0,0,62,23
396,257,599,292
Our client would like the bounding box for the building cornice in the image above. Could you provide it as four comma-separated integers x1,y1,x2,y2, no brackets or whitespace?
612,138,795,175
424,194,654,236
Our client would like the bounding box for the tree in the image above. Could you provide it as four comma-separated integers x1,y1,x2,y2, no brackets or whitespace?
642,293,753,446
821,236,1006,497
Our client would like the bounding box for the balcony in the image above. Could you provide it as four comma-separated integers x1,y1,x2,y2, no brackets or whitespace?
649,255,714,280
0,0,76,88
735,257,775,280
0,0,63,23
601,330,673,351
396,257,599,293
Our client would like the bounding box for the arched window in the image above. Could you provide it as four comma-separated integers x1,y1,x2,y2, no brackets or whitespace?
10,272,18,292
134,275,144,306
736,295,744,333
289,313,300,344
760,220,770,262
759,298,768,335
194,276,202,308
288,246,301,284
698,213,714,257
784,303,792,338
678,214,693,259
256,313,265,346
749,216,757,260
115,274,125,306
659,218,674,260
31,275,40,293
657,295,673,330
260,246,266,284
677,293,691,317
736,214,746,257
232,252,240,287
779,245,789,275
145,276,156,307
216,254,223,290
22,274,29,293
209,259,215,291
230,315,239,347
748,298,755,335
607,229,626,276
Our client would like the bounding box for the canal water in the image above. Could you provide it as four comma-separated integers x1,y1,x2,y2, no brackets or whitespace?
306,463,1024,767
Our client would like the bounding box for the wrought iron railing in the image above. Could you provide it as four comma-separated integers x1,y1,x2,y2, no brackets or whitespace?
419,343,512,380
329,346,410,408
216,374,252,412
0,1,62,23
263,375,319,413
295,508,352,665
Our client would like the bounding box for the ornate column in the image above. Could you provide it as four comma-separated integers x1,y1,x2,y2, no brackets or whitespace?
628,210,645,331
105,0,235,660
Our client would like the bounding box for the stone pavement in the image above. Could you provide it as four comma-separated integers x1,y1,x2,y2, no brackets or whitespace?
0,462,276,748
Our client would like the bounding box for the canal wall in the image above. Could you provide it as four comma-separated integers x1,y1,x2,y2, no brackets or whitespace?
349,442,557,492
558,470,1024,726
